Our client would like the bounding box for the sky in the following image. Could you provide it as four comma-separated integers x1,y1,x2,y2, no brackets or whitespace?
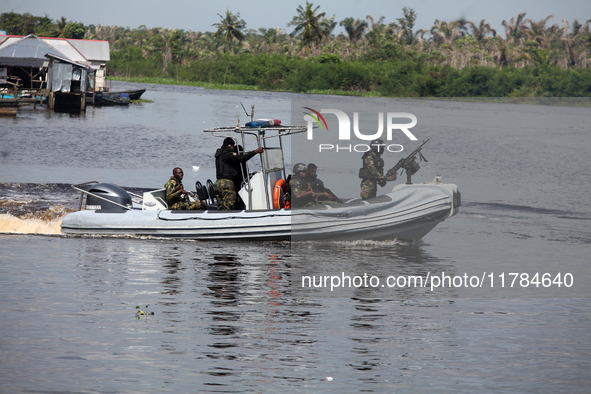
2,0,590,38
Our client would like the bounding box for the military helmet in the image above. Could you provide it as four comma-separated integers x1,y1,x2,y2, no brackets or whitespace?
293,163,308,174
370,139,385,153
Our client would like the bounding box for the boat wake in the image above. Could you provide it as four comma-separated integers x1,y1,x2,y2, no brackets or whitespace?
295,238,417,248
0,205,72,235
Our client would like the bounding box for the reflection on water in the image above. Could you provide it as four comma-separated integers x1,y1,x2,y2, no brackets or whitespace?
1,84,590,392
292,240,458,299
0,235,589,392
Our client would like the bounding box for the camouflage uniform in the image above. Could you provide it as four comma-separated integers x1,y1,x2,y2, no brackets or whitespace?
165,176,205,210
290,175,318,207
213,179,236,211
214,145,259,210
307,175,339,205
359,151,387,200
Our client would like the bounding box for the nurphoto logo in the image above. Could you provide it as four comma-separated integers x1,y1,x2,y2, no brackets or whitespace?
302,107,419,153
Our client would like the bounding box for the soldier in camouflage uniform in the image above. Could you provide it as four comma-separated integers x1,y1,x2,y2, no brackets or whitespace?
306,163,340,205
359,139,396,200
213,178,236,211
165,167,206,210
290,163,333,207
214,137,264,210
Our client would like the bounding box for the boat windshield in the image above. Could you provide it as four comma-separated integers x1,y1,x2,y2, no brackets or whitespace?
262,147,283,174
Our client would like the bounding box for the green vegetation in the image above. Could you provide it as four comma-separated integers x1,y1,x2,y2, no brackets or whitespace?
2,7,590,97
130,98,154,103
0,12,83,38
109,52,591,97
136,304,154,318
61,22,85,39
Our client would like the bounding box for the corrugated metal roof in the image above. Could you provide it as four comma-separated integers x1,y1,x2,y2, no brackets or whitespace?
0,34,67,67
45,53,91,69
41,39,88,64
68,39,110,62
0,34,109,68
0,37,20,47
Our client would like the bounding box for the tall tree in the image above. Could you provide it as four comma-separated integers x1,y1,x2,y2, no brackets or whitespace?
366,15,386,47
339,17,367,44
321,15,337,41
396,7,417,45
430,19,460,46
212,9,246,54
289,2,326,48
56,16,68,36
35,15,59,37
502,12,528,43
524,15,560,48
464,19,497,42
560,19,590,67
61,22,85,39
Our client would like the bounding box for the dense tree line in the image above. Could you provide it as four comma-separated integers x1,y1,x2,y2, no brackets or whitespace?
0,12,85,39
2,4,590,97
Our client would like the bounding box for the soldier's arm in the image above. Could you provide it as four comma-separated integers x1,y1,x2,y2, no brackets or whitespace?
223,147,262,164
291,181,315,204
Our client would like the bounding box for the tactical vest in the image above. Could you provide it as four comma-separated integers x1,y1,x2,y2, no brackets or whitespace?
358,151,384,180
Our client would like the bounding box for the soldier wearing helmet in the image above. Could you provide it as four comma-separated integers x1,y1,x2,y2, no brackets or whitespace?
306,163,340,204
289,163,332,207
306,163,321,191
358,139,397,200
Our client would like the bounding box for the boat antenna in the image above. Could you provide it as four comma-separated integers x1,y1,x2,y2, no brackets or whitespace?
240,102,249,117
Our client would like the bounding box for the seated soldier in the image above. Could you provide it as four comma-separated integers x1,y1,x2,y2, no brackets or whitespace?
306,163,341,204
165,167,206,210
289,163,333,207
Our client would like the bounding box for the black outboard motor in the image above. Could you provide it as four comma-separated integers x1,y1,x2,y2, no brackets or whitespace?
86,183,132,212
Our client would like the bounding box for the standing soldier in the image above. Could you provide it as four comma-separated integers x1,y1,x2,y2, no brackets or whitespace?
165,167,206,210
214,137,264,210
359,139,397,200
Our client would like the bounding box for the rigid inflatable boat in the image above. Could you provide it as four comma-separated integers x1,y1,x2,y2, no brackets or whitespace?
61,115,460,241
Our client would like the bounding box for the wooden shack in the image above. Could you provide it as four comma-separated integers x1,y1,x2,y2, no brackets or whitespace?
0,34,110,113
45,53,91,113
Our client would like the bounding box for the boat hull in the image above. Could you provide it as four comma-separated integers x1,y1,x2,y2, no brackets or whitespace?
61,183,460,241
61,209,292,240
86,89,146,105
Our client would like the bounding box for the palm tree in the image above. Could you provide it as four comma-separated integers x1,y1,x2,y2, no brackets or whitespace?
430,19,460,46
463,19,496,42
158,29,179,72
366,15,386,47
289,2,326,48
212,9,246,54
561,19,591,67
502,13,527,44
339,17,368,44
524,15,561,48
321,15,337,41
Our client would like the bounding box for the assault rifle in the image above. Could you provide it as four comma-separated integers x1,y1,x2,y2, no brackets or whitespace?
312,181,343,204
386,139,430,185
